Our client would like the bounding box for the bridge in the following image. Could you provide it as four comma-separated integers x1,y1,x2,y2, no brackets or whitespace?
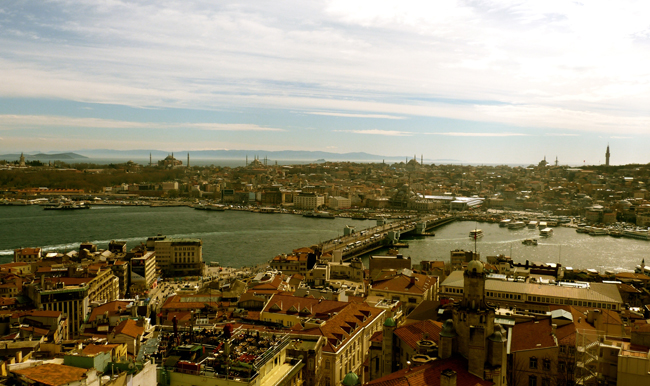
319,214,456,261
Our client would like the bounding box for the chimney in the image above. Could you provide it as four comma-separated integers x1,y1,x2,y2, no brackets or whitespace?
440,369,457,386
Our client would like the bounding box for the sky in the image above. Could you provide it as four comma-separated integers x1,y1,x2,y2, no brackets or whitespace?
1,0,650,165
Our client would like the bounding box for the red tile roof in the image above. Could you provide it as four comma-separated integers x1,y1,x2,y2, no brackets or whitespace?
12,363,90,386
371,272,436,295
113,319,144,338
82,343,121,355
510,320,557,352
365,356,493,386
394,320,443,349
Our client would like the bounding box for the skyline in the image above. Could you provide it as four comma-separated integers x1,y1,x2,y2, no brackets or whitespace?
1,1,650,165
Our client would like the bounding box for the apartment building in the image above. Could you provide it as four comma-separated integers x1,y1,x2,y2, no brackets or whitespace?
147,236,203,277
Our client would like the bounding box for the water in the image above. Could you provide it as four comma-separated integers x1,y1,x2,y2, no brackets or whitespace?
0,205,375,267
391,221,647,273
1,206,646,272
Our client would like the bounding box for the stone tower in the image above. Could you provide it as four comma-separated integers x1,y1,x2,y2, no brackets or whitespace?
606,144,610,166
19,152,25,167
381,317,397,377
450,256,507,386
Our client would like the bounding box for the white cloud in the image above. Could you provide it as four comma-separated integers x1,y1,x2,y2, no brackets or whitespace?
306,111,405,119
544,133,580,137
334,129,412,136
1,0,650,140
0,115,284,132
427,132,529,137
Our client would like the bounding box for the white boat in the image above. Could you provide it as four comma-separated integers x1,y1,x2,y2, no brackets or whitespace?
508,221,526,229
499,219,512,227
539,221,547,228
588,228,609,236
623,229,650,240
540,227,553,237
522,238,538,246
469,229,483,238
527,221,538,229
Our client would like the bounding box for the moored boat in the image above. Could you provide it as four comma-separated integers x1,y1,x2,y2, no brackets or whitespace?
540,227,553,237
303,211,336,219
508,221,526,229
499,219,512,227
522,238,538,246
44,202,90,210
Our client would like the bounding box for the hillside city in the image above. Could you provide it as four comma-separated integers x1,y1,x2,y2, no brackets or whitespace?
1,148,650,386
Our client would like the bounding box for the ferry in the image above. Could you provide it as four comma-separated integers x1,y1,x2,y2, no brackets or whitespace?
522,238,538,246
539,221,547,229
623,229,650,240
539,227,553,237
303,211,336,219
469,229,483,238
499,219,512,227
527,221,538,229
44,202,90,210
508,221,526,229
588,228,609,236
194,204,226,211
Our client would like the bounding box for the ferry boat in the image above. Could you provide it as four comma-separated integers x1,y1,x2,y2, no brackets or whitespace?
527,221,538,229
623,229,650,240
44,202,90,210
539,221,548,229
508,221,526,229
303,211,336,219
539,227,553,237
588,228,609,236
522,238,538,246
194,204,226,211
469,229,483,238
499,219,512,227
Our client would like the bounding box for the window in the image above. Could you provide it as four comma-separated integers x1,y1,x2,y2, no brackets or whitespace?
530,357,538,369
559,361,565,372
543,359,551,371
529,375,537,386
541,378,550,386
560,345,566,353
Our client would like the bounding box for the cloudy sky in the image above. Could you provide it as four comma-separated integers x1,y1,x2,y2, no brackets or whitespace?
1,0,650,165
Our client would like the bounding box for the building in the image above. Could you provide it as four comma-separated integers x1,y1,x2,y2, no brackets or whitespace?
440,270,624,312
294,193,325,209
368,270,437,315
13,247,42,263
369,254,411,279
25,281,89,338
148,236,203,277
329,196,351,209
131,251,157,290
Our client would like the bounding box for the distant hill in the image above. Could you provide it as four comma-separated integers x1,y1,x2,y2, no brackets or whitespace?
0,152,88,160
73,149,461,163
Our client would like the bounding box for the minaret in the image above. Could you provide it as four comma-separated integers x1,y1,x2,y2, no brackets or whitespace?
421,154,423,165
606,144,610,166
149,153,152,167
555,156,558,167
19,152,25,167
246,155,248,166
187,153,190,168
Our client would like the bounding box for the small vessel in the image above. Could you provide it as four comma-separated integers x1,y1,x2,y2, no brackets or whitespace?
522,238,538,246
508,221,526,229
539,221,548,228
623,229,650,240
469,229,483,238
588,228,609,236
527,221,538,229
194,204,226,211
539,227,553,237
303,211,336,219
499,219,512,227
44,202,90,210
609,230,623,238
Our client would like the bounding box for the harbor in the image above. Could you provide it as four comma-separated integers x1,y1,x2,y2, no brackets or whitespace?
0,205,648,273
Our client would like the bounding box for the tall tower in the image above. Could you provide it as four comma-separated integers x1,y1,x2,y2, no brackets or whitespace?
187,153,190,168
606,144,610,166
149,153,152,167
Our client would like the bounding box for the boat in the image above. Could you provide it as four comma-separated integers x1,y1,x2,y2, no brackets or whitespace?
258,207,279,214
499,219,512,227
522,238,538,246
508,221,526,229
609,230,623,238
44,202,90,210
303,211,336,219
623,229,650,240
539,221,547,228
469,229,483,238
527,221,538,229
588,228,609,236
539,227,553,237
194,204,226,211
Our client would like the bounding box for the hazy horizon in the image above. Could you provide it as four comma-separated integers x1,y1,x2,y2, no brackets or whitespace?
2,1,650,165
